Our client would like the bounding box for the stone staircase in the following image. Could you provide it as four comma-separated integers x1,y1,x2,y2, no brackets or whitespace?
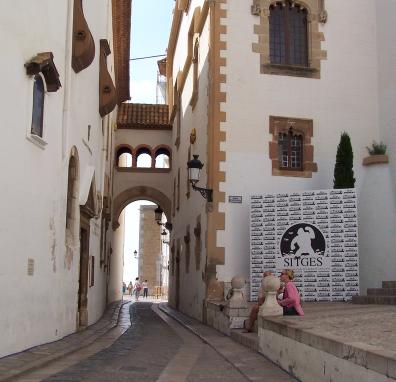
352,281,396,305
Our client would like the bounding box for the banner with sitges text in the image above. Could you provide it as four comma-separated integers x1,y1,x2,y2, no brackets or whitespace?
250,189,359,302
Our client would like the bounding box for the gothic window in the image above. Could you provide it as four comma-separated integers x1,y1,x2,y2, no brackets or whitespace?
31,75,45,137
278,128,303,170
269,116,317,177
269,2,308,67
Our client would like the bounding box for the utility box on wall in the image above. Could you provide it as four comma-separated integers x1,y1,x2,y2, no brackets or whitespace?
250,189,359,302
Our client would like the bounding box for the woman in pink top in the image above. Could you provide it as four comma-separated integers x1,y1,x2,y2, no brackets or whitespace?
278,269,304,316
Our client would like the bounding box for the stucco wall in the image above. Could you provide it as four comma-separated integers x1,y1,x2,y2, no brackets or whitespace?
168,1,210,320
0,0,116,357
214,0,395,292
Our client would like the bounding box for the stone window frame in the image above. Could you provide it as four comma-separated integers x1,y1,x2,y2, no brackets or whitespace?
269,115,317,177
252,0,327,79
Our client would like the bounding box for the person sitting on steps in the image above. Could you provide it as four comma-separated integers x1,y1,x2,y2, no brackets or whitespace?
278,269,304,316
244,271,273,332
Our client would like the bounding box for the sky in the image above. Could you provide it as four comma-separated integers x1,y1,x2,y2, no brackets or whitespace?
129,0,175,104
123,0,175,284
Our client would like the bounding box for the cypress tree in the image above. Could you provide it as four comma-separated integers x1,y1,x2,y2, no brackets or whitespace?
333,132,355,189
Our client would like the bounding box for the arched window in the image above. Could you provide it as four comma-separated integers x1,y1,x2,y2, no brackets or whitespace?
136,147,152,168
116,147,133,167
269,2,308,67
154,147,171,168
278,128,303,170
31,75,45,137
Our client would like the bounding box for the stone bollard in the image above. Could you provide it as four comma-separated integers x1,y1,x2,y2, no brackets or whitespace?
228,276,248,309
259,275,283,317
224,276,249,329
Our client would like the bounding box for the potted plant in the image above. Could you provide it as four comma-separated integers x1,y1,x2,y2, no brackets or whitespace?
362,140,389,165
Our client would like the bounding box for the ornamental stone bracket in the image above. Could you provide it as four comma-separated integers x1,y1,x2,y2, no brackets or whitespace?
25,52,61,92
99,39,117,117
72,0,95,73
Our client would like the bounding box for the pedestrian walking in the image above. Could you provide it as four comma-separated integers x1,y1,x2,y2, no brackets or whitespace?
128,281,133,296
122,282,126,294
142,280,149,298
133,277,142,301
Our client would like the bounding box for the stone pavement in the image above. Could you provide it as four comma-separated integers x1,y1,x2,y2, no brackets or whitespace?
0,299,298,382
0,300,128,382
158,304,297,382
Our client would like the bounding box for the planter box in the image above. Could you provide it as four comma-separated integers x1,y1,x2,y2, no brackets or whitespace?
362,154,389,166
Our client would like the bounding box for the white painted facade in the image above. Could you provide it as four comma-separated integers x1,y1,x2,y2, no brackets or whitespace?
0,0,119,357
168,0,396,317
168,0,211,319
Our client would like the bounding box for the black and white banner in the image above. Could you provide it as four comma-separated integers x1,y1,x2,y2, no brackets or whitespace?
250,189,359,302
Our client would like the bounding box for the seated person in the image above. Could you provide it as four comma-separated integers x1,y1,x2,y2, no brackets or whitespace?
278,269,304,316
244,271,272,332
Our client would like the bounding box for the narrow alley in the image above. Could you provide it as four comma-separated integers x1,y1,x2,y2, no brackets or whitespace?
2,301,296,382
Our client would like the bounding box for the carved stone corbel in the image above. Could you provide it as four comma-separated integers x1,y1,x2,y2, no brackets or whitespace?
318,0,328,23
251,0,261,16
25,52,61,92
99,39,117,117
72,0,95,73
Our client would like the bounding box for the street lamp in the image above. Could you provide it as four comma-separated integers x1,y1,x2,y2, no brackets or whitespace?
187,155,213,202
154,206,173,231
133,250,138,259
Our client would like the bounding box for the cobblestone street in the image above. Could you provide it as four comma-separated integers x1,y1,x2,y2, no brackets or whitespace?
8,301,295,382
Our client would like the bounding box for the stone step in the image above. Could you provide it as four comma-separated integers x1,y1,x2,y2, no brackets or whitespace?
382,281,396,289
367,288,396,296
352,295,396,305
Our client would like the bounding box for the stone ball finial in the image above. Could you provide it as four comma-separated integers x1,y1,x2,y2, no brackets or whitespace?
262,274,280,293
231,276,245,290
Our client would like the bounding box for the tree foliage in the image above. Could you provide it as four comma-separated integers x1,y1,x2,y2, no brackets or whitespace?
333,132,355,189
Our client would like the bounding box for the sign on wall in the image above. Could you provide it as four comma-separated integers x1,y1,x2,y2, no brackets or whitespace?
250,189,359,302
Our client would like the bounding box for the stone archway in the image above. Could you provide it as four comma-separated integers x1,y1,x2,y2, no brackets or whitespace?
113,186,172,230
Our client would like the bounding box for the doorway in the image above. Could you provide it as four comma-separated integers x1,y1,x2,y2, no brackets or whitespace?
77,218,90,329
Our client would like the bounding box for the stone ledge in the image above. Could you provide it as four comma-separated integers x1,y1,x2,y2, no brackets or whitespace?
362,154,389,166
259,314,396,379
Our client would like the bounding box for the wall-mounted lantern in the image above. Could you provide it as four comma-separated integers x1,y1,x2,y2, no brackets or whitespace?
187,155,213,202
154,206,173,231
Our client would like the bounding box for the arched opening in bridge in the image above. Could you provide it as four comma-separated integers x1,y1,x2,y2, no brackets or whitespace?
116,146,133,168
154,147,171,168
113,199,170,302
136,147,152,168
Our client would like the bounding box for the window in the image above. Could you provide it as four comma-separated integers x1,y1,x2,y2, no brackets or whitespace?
136,147,152,168
31,75,45,137
269,2,308,67
251,0,326,79
116,147,133,167
269,116,317,177
278,128,303,170
154,147,171,168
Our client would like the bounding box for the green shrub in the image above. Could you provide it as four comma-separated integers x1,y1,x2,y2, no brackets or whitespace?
366,140,387,155
333,132,355,189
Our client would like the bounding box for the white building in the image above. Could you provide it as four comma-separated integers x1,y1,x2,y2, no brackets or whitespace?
0,0,131,357
166,0,396,320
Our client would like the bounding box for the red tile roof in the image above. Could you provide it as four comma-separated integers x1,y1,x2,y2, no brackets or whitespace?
112,0,131,104
117,103,171,129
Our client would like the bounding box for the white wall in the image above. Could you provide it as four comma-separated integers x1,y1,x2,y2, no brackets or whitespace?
0,0,116,357
216,0,394,292
168,1,210,320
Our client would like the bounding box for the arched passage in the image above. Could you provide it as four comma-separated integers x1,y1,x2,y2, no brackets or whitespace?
113,186,172,230
108,186,172,304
